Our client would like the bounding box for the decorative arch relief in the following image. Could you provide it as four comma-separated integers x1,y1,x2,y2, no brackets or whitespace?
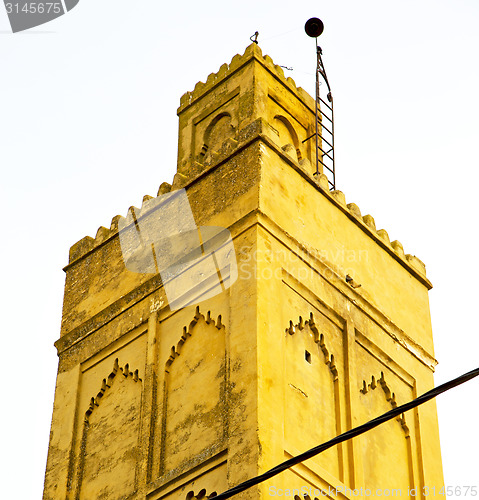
359,371,410,436
359,371,414,491
76,358,143,500
273,114,303,162
286,312,338,380
284,312,343,480
199,111,238,165
165,306,224,372
161,306,227,475
85,358,142,422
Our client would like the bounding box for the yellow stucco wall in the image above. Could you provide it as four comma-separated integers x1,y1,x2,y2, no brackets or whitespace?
43,43,444,500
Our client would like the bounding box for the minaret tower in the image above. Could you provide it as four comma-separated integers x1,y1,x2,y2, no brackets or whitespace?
43,42,444,500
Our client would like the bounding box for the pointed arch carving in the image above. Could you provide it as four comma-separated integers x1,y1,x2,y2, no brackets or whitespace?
284,311,343,480
76,358,143,500
84,358,142,422
286,312,338,380
359,372,411,435
161,306,227,476
165,306,224,372
359,371,414,490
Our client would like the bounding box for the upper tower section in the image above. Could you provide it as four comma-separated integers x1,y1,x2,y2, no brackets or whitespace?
61,41,431,351
175,43,317,183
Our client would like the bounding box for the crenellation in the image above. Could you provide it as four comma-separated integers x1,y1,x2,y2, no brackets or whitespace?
406,254,427,275
347,202,362,219
142,194,153,204
306,187,427,278
110,214,121,232
377,228,391,245
205,72,216,87
139,195,156,218
331,189,347,206
65,170,428,278
217,62,228,79
274,64,285,79
229,53,243,71
171,171,188,189
298,157,311,172
94,225,110,245
362,214,376,230
263,54,274,67
127,205,140,215
391,240,405,258
69,235,94,263
179,91,191,107
157,181,172,196
314,172,330,190
193,80,205,95
67,185,175,264
177,43,312,114
65,165,428,281
68,44,432,274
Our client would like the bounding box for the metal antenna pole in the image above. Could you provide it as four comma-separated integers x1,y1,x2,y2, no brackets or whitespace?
316,44,335,189
304,18,336,190
315,42,320,177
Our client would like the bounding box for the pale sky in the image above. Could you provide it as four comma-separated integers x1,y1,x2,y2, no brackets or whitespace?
1,1,478,498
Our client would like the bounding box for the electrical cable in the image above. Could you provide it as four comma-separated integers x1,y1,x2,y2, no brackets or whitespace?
212,366,479,500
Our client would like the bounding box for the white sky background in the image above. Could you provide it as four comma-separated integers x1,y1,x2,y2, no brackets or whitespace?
1,0,478,497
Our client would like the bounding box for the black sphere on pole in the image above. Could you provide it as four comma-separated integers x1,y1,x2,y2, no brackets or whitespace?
305,17,324,38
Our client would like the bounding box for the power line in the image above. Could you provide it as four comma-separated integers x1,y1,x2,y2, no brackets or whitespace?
212,366,479,500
